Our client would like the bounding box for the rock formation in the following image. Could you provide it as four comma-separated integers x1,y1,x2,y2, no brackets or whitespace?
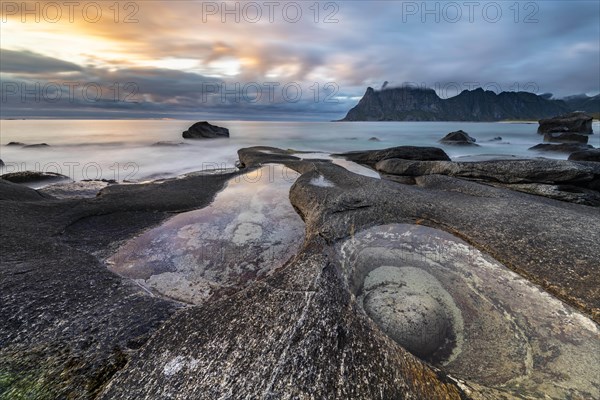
182,121,230,139
537,111,593,134
439,130,478,146
2,145,599,399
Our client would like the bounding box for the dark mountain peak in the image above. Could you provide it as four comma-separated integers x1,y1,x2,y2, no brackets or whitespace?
342,86,572,121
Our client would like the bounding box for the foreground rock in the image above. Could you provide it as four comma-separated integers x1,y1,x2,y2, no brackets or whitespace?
439,130,478,146
569,148,600,162
332,146,450,167
3,145,599,399
1,171,70,186
1,170,239,398
182,121,229,139
537,111,593,134
374,158,600,205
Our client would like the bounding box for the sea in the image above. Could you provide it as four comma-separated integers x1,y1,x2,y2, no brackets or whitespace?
1,120,598,182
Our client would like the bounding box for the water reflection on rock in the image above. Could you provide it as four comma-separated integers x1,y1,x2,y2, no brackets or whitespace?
107,165,304,304
339,224,599,399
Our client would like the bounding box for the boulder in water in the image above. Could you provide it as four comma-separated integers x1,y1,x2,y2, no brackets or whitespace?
537,112,593,134
439,130,478,146
182,121,229,139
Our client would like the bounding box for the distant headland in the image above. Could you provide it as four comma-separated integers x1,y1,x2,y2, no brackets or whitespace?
341,86,600,121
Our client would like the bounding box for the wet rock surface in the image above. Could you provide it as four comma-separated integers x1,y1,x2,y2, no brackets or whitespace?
2,145,599,399
340,224,599,399
1,170,239,398
38,180,114,199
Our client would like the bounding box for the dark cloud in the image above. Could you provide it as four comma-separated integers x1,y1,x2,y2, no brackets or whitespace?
0,49,82,74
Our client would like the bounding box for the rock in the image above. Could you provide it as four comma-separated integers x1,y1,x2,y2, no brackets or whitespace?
489,136,502,141
22,143,50,148
374,158,600,186
0,171,69,185
0,169,238,398
361,266,450,357
333,146,450,167
490,182,600,207
538,111,593,134
0,179,46,201
368,136,381,141
152,141,189,147
0,159,4,167
544,131,589,143
568,149,600,162
284,153,600,323
38,180,115,199
529,143,593,153
439,130,478,146
237,146,301,168
340,223,599,397
182,121,229,139
6,141,25,146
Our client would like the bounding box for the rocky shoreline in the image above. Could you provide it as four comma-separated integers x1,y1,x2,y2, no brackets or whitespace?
1,145,599,399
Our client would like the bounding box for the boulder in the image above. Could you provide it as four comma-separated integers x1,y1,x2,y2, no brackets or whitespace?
1,171,69,185
543,131,589,143
537,112,593,134
368,136,381,142
439,130,478,146
529,143,593,153
333,146,450,167
568,149,600,162
6,141,25,146
0,159,4,167
182,121,229,139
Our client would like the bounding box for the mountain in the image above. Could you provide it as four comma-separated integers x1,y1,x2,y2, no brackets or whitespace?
341,87,572,121
562,94,600,115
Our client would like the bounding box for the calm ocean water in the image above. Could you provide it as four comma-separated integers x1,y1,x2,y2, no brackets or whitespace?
1,120,598,182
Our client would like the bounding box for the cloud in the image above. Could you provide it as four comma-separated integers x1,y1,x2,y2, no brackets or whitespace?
1,0,598,119
0,49,82,73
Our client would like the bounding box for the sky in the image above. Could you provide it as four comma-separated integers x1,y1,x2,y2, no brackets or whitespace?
1,0,599,120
